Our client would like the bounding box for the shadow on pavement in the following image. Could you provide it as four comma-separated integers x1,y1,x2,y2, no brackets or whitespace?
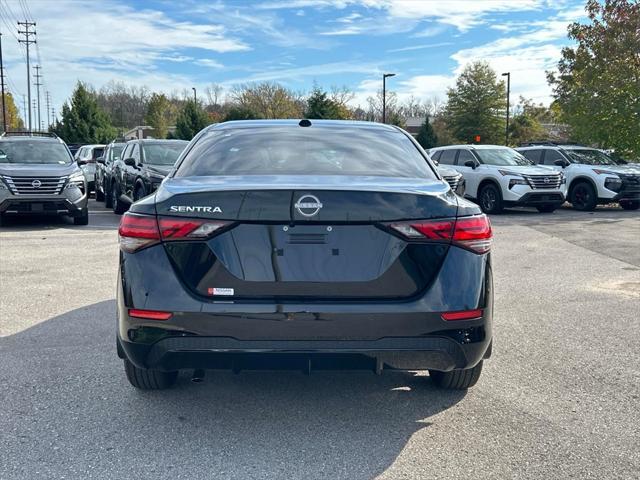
0,300,466,479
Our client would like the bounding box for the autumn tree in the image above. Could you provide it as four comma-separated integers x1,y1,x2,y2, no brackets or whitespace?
1,93,24,131
305,85,350,119
547,0,640,156
231,82,302,119
145,93,172,138
445,61,506,144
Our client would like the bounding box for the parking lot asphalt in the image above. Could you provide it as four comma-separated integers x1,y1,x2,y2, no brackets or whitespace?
1,200,639,479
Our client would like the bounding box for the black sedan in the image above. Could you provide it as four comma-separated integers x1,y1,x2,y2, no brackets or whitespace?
111,139,188,213
116,120,493,390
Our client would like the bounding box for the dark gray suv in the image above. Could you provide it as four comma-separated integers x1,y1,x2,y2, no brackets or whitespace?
0,132,89,225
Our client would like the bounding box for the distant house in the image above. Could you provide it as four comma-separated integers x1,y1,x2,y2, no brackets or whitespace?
123,125,176,140
404,117,426,137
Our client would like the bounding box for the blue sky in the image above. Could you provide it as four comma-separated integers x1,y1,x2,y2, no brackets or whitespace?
1,0,586,122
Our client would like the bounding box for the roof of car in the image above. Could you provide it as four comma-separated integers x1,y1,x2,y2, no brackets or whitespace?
126,139,188,144
431,144,511,151
209,119,399,132
0,135,64,143
517,144,592,150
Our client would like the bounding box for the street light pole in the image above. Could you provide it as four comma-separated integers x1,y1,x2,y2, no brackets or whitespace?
501,72,510,146
192,87,197,104
382,73,396,124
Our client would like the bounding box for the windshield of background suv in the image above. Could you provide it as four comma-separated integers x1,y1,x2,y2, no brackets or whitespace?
143,143,187,165
474,148,533,166
0,140,72,164
565,149,617,166
110,145,124,161
176,127,436,178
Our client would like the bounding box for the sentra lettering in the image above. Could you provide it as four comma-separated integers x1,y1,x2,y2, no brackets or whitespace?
169,206,223,213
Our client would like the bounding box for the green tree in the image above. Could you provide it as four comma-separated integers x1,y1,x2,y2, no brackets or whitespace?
232,82,302,119
305,85,349,119
547,0,640,156
175,100,209,140
51,82,117,143
445,61,506,144
416,114,438,149
145,93,171,138
1,92,24,131
508,97,548,145
222,104,258,122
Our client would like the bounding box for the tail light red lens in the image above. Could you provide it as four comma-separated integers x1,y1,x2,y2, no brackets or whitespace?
119,212,230,253
390,214,492,254
128,309,172,321
441,309,483,321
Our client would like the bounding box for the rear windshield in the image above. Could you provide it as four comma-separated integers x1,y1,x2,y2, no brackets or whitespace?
175,127,435,178
0,140,72,164
474,148,532,166
110,145,124,161
143,142,187,165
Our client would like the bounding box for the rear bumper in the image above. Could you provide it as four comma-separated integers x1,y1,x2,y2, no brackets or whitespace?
119,333,491,373
116,244,493,372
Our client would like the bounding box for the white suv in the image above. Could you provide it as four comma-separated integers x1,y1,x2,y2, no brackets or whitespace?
516,144,640,211
429,145,566,214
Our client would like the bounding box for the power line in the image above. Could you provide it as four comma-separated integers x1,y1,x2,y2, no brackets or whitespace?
17,20,35,131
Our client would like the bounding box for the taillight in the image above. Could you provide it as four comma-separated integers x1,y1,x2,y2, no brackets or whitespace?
390,214,492,254
118,213,160,253
452,215,492,254
118,212,230,253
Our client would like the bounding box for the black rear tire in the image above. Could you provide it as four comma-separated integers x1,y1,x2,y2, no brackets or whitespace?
620,200,640,210
430,361,483,390
105,181,113,208
134,184,147,202
95,185,105,202
112,183,127,214
570,181,597,211
124,358,178,390
478,184,503,214
536,204,557,213
73,211,89,226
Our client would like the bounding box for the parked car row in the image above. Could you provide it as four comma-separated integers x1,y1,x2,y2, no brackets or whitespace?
94,138,188,214
429,142,640,213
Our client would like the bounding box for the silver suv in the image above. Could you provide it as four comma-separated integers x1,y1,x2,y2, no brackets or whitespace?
0,132,89,225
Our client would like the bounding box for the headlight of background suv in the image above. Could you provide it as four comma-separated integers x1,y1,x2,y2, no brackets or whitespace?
66,172,86,192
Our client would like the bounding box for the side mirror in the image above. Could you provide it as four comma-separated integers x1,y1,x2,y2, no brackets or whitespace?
464,160,477,169
77,159,87,166
124,157,136,167
96,156,105,165
554,159,568,168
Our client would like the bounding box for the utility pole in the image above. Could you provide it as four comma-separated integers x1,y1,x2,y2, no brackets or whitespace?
501,72,511,146
51,106,56,125
18,21,36,132
22,95,27,128
192,87,196,104
32,99,36,130
33,65,42,131
45,91,51,129
0,32,7,132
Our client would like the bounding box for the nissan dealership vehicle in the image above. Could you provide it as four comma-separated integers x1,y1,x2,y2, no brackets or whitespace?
437,165,466,197
110,139,188,214
95,140,125,205
0,132,89,225
517,144,640,210
74,144,105,193
429,145,566,214
116,120,493,390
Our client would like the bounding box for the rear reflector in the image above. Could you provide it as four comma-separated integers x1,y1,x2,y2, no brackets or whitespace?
390,214,492,254
119,212,231,253
441,309,483,321
128,309,172,320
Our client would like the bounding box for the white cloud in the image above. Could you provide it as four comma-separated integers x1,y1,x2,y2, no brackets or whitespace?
387,42,454,53
194,59,225,69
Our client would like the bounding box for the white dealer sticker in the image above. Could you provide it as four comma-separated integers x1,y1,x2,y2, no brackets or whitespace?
207,287,234,296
